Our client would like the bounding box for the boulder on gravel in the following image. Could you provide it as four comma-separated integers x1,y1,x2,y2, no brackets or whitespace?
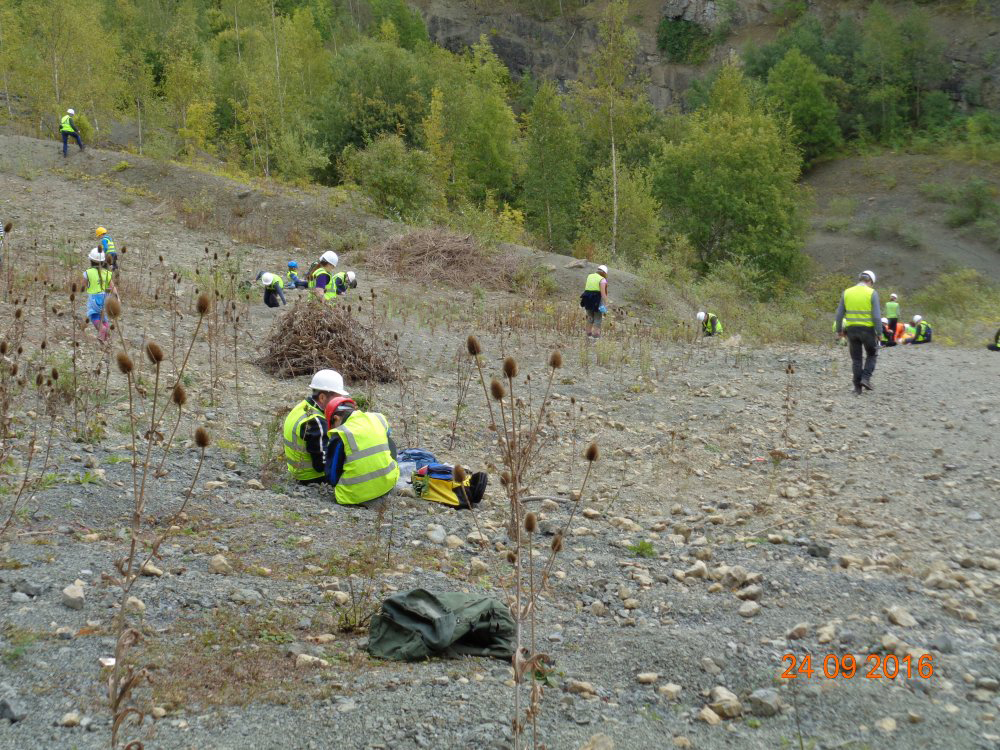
0,682,26,723
61,584,85,610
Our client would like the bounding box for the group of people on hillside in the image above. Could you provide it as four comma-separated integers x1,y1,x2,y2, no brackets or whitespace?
580,263,723,339
257,252,358,307
283,369,398,508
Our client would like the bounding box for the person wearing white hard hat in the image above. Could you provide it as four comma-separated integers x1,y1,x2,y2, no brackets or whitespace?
258,271,287,307
696,310,723,337
904,314,932,345
60,108,84,158
834,270,882,394
308,251,339,302
332,269,357,297
282,369,349,484
884,293,900,334
580,264,610,338
83,248,115,341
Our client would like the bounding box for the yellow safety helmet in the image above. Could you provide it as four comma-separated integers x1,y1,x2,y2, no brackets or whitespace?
96,227,107,238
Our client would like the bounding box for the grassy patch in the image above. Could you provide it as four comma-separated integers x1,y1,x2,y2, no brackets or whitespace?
1,624,40,665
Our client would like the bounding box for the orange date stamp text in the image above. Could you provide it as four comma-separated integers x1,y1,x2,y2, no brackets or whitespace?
781,653,933,680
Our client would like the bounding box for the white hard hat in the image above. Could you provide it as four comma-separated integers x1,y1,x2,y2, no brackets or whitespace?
346,271,356,283
309,369,348,396
696,311,706,322
597,264,608,274
88,248,105,263
67,108,75,115
881,317,888,324
912,315,922,323
859,269,876,283
320,251,339,266
260,272,276,287
889,293,897,300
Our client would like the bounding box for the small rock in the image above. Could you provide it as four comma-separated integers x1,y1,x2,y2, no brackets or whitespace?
467,530,489,545
209,554,233,575
673,739,692,749
426,525,446,545
658,683,682,700
444,534,464,549
151,706,167,719
329,591,350,606
735,584,762,601
140,562,163,577
578,734,614,750
245,479,265,490
698,705,721,725
590,601,608,617
10,592,29,604
59,711,81,728
738,601,761,618
636,673,659,685
295,653,329,668
807,541,831,558
709,686,742,718
875,716,897,733
0,683,26,723
125,596,145,614
887,606,917,628
786,623,809,639
749,688,781,717
565,679,597,696
62,584,85,610
469,558,489,576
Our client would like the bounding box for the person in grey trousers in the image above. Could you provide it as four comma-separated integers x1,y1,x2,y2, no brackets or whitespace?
834,270,882,395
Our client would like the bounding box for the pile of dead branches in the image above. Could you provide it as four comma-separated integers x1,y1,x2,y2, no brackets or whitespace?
365,228,521,288
256,298,400,383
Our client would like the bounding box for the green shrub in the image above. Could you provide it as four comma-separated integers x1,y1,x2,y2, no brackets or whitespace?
73,113,95,145
945,179,998,228
657,18,712,64
341,134,439,221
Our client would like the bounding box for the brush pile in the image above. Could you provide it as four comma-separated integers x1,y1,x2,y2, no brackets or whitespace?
365,229,521,288
257,298,400,383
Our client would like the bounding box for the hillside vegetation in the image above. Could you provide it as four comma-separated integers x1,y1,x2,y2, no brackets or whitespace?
1,0,999,322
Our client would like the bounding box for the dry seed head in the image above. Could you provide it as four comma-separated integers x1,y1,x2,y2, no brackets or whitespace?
490,377,505,401
145,341,164,364
466,335,482,356
551,533,563,553
35,372,43,387
196,293,211,315
171,384,187,407
502,356,518,379
10,363,18,376
70,292,76,302
194,427,211,448
106,297,121,319
14,308,21,320
499,470,510,486
452,464,467,483
116,352,134,374
0,341,6,355
524,512,538,534
51,368,58,380
506,550,517,564
585,441,599,462
548,350,563,369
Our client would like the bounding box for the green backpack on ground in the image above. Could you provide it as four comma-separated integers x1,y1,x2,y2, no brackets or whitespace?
368,588,515,661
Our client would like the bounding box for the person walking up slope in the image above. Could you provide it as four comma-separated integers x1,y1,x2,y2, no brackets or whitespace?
95,227,118,271
580,264,609,339
60,109,84,157
83,248,115,341
835,270,881,395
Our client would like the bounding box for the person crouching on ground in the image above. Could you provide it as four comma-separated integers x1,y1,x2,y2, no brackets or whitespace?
283,369,347,485
989,328,1000,352
259,272,286,307
581,264,609,339
697,311,723,337
835,269,881,395
84,248,115,341
906,315,932,345
325,396,399,510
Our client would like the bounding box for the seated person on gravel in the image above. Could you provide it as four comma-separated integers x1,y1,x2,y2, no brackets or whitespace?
282,369,347,485
325,396,399,509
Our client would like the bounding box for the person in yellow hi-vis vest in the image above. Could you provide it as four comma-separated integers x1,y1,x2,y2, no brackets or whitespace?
83,248,116,341
60,108,84,157
834,270,882,395
282,369,347,485
325,396,399,510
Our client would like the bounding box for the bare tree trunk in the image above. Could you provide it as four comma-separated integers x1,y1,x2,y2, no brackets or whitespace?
136,98,143,155
270,0,283,111
52,51,60,109
545,199,553,247
0,16,12,117
609,99,618,258
234,3,242,64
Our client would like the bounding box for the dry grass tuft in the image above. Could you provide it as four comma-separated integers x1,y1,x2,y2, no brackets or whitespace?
256,299,400,383
366,229,520,288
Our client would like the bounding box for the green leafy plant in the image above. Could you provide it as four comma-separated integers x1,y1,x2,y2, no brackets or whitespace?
628,540,656,558
657,18,712,64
